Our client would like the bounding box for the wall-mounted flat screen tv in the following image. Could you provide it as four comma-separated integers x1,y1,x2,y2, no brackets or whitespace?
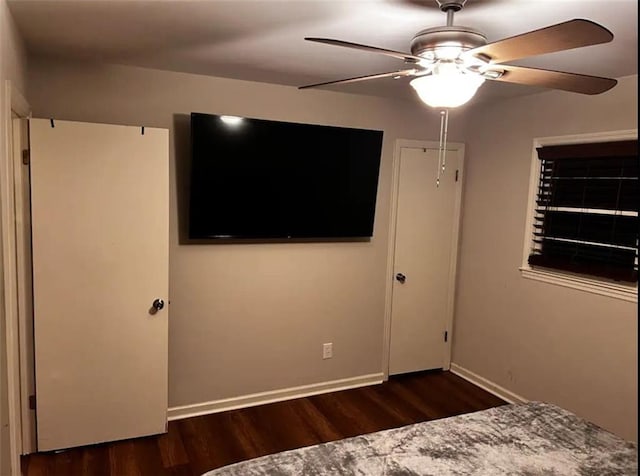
188,112,384,240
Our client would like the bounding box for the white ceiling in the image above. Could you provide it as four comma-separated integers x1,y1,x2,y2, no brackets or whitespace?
8,0,639,105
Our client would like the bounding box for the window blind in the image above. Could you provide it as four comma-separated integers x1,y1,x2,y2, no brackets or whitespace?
529,140,638,282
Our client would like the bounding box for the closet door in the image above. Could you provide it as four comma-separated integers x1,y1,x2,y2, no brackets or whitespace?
389,146,461,375
30,119,169,451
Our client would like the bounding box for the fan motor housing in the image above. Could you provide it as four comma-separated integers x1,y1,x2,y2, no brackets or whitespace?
436,0,466,12
410,26,487,57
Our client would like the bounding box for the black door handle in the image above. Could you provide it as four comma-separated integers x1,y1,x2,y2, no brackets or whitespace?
149,298,165,315
395,273,406,284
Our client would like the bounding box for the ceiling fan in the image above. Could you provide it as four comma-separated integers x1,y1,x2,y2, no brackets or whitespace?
299,0,618,108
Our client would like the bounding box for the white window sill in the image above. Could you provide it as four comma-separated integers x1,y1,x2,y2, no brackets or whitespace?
519,267,638,303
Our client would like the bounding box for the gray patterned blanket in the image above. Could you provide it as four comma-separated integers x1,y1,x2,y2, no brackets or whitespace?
202,402,637,475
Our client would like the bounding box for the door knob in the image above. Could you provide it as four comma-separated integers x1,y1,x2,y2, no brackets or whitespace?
395,273,406,284
149,298,165,315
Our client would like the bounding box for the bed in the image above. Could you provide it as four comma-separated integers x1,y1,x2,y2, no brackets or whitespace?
202,402,637,475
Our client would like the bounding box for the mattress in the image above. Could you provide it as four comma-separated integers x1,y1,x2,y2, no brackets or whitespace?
202,402,637,475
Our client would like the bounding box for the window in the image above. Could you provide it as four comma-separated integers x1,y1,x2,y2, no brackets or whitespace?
521,132,638,302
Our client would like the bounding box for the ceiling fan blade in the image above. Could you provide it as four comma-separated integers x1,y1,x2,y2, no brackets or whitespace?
299,69,418,90
305,37,424,63
469,19,614,64
488,65,617,95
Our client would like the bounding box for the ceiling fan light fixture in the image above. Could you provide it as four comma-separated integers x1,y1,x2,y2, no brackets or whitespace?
410,67,484,108
434,42,463,60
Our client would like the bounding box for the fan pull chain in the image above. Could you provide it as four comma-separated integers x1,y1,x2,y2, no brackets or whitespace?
442,108,449,172
436,109,449,187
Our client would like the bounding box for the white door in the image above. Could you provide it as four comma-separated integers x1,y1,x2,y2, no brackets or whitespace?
389,146,461,375
30,119,169,451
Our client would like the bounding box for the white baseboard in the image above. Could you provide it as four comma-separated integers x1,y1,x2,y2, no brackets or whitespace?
168,373,384,421
450,363,528,404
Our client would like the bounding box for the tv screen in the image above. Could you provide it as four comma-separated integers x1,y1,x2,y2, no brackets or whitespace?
188,113,384,240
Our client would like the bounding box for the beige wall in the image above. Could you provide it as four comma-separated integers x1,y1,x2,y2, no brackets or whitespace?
24,56,638,442
27,58,465,408
0,0,26,89
454,74,638,441
1,0,28,473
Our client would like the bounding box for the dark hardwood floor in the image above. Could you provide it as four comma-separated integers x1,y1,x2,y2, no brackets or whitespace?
21,370,506,476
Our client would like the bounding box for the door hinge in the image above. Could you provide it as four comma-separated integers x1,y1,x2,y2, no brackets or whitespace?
29,395,36,410
455,169,459,182
22,149,30,165
444,331,448,343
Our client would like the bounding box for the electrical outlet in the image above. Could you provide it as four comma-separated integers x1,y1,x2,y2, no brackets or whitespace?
322,343,333,359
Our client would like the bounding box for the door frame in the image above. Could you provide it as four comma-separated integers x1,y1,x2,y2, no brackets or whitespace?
382,139,465,379
1,80,31,474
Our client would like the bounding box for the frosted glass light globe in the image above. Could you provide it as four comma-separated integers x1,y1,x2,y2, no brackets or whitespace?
410,62,485,108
